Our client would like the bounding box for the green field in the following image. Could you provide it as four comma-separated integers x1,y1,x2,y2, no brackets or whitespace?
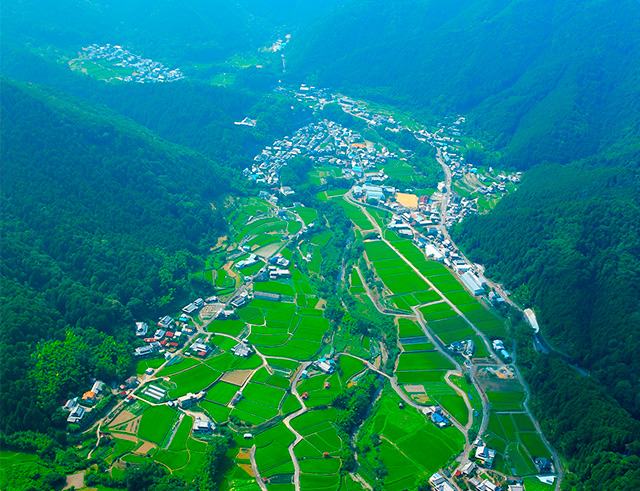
337,199,376,230
138,404,179,445
356,387,464,490
168,362,222,398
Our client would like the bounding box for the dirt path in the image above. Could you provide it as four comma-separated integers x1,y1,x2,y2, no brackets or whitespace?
444,370,473,431
249,445,268,491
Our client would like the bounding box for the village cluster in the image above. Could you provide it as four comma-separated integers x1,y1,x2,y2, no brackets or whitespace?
73,44,185,83
287,84,521,225
243,119,395,190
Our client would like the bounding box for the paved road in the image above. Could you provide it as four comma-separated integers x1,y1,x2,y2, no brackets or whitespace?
282,362,312,491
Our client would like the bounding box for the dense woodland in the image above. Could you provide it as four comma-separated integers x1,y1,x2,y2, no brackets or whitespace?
0,79,235,437
289,0,640,169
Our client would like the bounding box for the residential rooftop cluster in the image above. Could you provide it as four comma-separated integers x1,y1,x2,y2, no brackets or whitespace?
287,84,404,131
62,380,107,424
243,119,394,188
75,43,185,83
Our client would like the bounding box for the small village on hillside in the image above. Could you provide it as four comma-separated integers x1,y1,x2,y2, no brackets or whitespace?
69,43,185,83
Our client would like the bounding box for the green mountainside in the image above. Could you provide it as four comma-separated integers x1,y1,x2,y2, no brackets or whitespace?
289,0,640,168
0,78,231,435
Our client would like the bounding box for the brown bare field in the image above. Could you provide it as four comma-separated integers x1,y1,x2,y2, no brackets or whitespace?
111,432,138,443
412,394,431,404
134,441,157,455
109,410,136,427
236,448,251,460
403,384,426,393
221,369,254,386
239,463,255,477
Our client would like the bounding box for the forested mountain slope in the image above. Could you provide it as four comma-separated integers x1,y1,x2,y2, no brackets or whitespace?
290,0,640,486
0,43,312,169
0,79,231,435
290,0,640,168
1,0,340,65
455,161,640,411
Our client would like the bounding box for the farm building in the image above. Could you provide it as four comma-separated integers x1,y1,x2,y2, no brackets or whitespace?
231,342,253,357
231,291,251,308
193,416,214,434
254,291,282,302
430,407,451,428
143,384,167,401
177,391,205,409
314,358,336,374
460,271,484,295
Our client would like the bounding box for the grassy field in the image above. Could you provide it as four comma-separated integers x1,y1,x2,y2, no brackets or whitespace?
137,404,179,445
254,425,296,479
168,362,222,398
357,387,464,490
336,199,376,230
364,241,431,296
397,351,454,371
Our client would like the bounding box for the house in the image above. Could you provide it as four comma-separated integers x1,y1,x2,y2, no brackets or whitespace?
135,322,149,337
124,376,139,389
231,342,253,358
475,442,497,468
135,345,153,357
177,391,205,409
460,461,477,476
508,485,524,491
63,397,79,412
91,380,106,395
425,244,444,261
428,473,455,491
192,416,214,434
157,316,173,328
480,480,497,491
190,341,211,358
243,433,253,439
218,309,236,319
67,405,85,424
